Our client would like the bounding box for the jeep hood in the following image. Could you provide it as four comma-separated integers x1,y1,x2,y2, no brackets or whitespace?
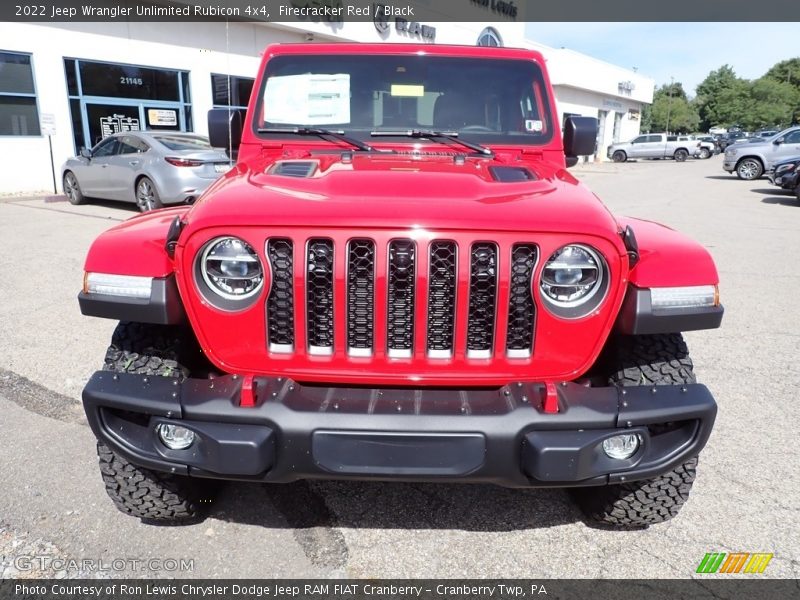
184,154,621,240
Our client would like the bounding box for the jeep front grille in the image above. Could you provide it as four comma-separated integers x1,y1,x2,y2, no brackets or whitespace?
306,238,334,354
264,234,538,361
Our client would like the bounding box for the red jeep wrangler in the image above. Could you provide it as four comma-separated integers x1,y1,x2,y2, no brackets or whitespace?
79,44,723,528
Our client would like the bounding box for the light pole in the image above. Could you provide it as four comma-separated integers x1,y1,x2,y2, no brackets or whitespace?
664,76,674,135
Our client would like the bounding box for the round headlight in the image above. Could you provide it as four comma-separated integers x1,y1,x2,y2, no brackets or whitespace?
200,237,264,301
539,244,608,317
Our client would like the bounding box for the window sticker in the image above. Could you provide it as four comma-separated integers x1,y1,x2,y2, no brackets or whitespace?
264,74,350,125
147,109,177,126
525,119,543,132
391,84,425,97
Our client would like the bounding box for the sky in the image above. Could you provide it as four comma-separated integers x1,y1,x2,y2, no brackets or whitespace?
524,23,798,96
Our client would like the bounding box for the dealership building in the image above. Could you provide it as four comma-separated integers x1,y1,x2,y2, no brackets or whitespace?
0,16,653,193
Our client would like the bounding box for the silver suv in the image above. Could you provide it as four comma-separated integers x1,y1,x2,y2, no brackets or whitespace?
723,127,800,180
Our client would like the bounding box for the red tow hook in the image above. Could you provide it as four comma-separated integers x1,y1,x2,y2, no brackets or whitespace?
542,382,559,414
240,375,258,407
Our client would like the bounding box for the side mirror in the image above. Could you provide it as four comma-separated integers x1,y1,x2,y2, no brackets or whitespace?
79,148,92,159
774,137,784,145
208,108,245,158
563,116,598,167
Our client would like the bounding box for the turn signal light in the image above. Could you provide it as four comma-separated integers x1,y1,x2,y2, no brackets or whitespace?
165,157,204,167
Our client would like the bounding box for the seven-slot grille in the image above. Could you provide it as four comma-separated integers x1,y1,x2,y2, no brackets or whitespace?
264,237,538,360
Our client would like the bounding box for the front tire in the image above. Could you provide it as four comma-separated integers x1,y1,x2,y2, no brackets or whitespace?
612,150,627,163
699,148,711,159
63,171,85,205
736,158,763,180
572,333,700,528
97,322,214,522
674,149,689,162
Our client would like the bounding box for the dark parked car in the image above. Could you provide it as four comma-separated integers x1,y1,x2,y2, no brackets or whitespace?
768,155,800,200
717,131,747,151
62,132,230,211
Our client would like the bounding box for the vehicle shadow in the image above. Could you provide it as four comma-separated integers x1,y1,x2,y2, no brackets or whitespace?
704,175,742,181
761,196,799,207
207,479,582,532
750,188,793,195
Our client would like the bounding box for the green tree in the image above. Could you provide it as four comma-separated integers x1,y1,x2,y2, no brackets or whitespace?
648,83,699,133
694,65,743,131
764,58,800,93
745,77,800,129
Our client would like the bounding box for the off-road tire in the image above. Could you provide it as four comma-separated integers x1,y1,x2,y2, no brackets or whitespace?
97,441,209,522
572,333,699,528
674,148,689,162
612,150,627,163
97,322,213,522
699,147,711,159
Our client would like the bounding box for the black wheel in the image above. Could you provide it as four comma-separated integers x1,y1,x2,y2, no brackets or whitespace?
135,176,163,212
611,150,627,163
674,148,689,162
699,148,711,159
96,322,214,522
572,333,699,528
795,185,800,205
63,171,85,205
736,158,763,180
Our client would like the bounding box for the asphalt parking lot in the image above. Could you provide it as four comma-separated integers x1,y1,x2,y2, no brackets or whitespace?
1,156,798,579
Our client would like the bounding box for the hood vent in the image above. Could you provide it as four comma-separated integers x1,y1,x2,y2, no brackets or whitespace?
489,166,536,182
272,161,317,178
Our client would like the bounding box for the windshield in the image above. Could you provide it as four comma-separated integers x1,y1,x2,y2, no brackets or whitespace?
255,54,554,146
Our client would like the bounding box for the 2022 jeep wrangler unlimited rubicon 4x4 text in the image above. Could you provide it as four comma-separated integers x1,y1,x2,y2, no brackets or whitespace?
78,44,723,528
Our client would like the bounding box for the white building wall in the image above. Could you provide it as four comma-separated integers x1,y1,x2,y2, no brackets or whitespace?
0,22,305,193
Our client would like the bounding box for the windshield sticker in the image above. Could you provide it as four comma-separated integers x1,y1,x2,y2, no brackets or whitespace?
525,119,543,132
391,84,425,97
264,74,350,125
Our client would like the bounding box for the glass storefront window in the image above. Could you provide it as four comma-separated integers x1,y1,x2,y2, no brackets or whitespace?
0,51,40,136
79,61,180,101
212,73,254,109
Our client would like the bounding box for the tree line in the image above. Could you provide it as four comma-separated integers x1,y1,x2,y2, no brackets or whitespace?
641,58,800,134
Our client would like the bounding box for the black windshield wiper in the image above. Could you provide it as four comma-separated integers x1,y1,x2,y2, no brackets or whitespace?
370,129,493,156
258,127,374,152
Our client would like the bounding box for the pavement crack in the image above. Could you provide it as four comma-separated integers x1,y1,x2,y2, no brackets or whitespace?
0,368,86,425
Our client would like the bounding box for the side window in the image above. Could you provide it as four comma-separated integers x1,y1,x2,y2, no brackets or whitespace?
92,138,118,157
631,136,647,144
784,130,800,144
118,135,149,154
647,135,662,143
667,136,678,142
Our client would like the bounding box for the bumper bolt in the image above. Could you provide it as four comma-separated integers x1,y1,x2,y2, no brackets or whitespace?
271,392,277,398
517,382,523,387
651,387,657,394
621,389,627,396
681,387,687,393
171,392,178,399
503,389,511,396
166,411,173,418
561,382,567,387
460,406,466,413
622,401,628,407
173,380,178,386
143,377,149,384
521,395,528,403
396,406,402,412
288,385,295,392
626,420,632,427
112,374,118,380
333,403,339,410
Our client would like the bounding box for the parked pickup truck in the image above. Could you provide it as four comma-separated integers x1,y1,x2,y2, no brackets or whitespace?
608,133,698,162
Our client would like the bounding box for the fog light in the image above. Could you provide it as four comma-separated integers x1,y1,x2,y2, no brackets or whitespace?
602,434,640,460
157,424,195,450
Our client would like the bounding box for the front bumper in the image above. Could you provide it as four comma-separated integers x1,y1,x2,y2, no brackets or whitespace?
723,159,736,172
83,372,717,488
